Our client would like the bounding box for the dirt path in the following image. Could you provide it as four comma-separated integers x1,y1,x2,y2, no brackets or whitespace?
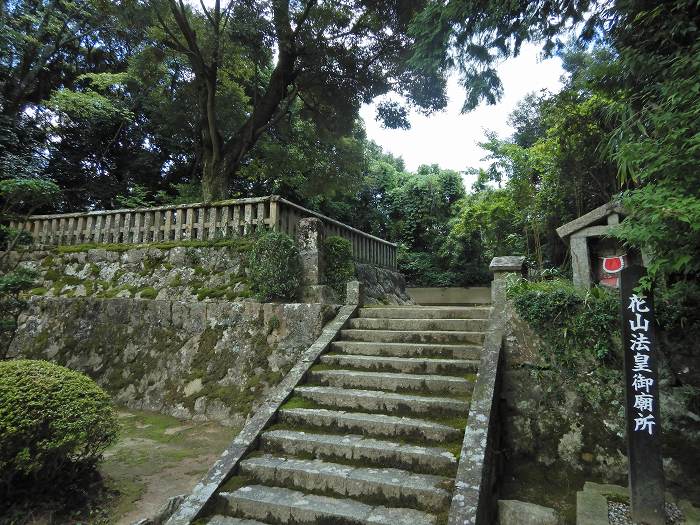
100,410,238,524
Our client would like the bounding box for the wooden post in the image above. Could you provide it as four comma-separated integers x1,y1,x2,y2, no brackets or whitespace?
244,204,253,235
196,206,205,240
620,265,665,525
269,199,279,232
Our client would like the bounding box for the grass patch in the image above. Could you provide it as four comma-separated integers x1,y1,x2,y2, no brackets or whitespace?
280,395,321,410
138,287,158,299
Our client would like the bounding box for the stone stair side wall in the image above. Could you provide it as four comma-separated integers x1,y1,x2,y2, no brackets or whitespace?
448,256,526,525
165,299,359,525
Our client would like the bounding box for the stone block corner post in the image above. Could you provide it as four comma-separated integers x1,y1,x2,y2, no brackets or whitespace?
296,217,336,303
296,217,325,286
489,256,527,310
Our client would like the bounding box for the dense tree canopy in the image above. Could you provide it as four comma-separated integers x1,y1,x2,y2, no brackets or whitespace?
0,0,698,289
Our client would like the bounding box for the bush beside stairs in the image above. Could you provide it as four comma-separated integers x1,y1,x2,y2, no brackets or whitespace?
200,304,492,525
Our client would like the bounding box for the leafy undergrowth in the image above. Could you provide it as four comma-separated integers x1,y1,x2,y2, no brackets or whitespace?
3,409,237,525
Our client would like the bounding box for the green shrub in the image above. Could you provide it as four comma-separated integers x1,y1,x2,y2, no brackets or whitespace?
139,287,158,299
249,231,302,301
323,236,355,300
506,278,622,410
0,360,119,497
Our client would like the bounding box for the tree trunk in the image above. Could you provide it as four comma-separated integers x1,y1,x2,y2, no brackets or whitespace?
201,149,229,202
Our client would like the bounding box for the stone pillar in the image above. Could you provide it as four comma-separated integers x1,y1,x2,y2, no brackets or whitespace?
489,256,527,310
345,280,364,306
296,217,325,286
570,235,592,289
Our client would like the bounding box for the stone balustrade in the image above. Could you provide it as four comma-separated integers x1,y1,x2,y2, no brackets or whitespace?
9,195,397,269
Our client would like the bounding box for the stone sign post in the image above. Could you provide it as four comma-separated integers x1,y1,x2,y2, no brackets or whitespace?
620,264,665,525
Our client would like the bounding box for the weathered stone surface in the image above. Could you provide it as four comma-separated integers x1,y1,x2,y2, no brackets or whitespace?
330,341,482,359
206,516,267,525
12,245,252,302
357,306,492,320
296,217,325,287
308,369,472,394
277,408,462,443
9,297,337,426
294,386,469,417
355,263,413,305
261,428,458,474
497,500,559,525
165,304,357,525
319,354,478,375
220,485,436,525
340,328,484,345
347,317,488,331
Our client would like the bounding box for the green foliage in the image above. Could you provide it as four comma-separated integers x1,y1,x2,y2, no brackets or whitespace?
138,287,158,300
507,278,622,407
323,236,355,300
0,360,119,500
0,266,38,355
249,232,302,301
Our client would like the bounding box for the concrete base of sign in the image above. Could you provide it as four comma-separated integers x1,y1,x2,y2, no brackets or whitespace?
576,482,700,525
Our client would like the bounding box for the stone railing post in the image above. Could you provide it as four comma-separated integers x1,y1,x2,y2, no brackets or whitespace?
296,217,325,286
345,280,364,306
489,256,527,312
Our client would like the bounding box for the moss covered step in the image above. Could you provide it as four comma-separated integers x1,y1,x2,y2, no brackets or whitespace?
339,329,485,345
218,485,436,525
238,455,451,512
319,354,479,375
347,317,489,332
329,341,482,359
293,386,469,417
260,429,458,475
277,408,462,443
307,369,472,395
206,517,269,525
357,307,492,320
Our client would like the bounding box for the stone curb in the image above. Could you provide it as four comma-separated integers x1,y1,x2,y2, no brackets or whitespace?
447,259,523,525
447,314,503,525
164,303,358,525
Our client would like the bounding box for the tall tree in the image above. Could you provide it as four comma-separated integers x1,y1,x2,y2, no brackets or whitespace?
154,0,447,200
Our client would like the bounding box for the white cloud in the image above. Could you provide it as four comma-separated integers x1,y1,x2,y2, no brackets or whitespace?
360,43,565,183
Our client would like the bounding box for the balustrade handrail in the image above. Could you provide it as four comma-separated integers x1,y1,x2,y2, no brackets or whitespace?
9,195,397,269
277,198,396,248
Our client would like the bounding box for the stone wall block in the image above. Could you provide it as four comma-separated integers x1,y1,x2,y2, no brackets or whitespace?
296,217,325,286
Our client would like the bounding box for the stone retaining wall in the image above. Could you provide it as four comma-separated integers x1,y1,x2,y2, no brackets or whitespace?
8,297,336,426
8,243,253,303
355,263,413,305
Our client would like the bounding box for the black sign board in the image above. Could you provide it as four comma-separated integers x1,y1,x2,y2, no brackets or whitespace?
620,265,665,524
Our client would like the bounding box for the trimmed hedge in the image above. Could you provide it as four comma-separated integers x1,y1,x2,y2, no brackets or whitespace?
0,360,119,493
323,236,355,300
249,231,302,301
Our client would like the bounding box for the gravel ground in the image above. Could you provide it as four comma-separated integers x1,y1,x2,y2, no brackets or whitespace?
608,501,685,524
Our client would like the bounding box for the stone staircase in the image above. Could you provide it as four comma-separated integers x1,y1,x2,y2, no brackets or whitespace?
201,305,491,525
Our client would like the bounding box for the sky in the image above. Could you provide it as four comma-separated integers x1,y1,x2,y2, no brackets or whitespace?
359,43,566,180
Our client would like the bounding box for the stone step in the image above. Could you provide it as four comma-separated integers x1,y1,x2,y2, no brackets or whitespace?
340,329,484,345
261,429,458,475
278,408,462,443
219,485,436,525
348,317,488,332
206,517,270,525
239,455,451,512
294,386,469,417
319,354,478,375
358,306,491,319
308,369,472,395
330,341,482,359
